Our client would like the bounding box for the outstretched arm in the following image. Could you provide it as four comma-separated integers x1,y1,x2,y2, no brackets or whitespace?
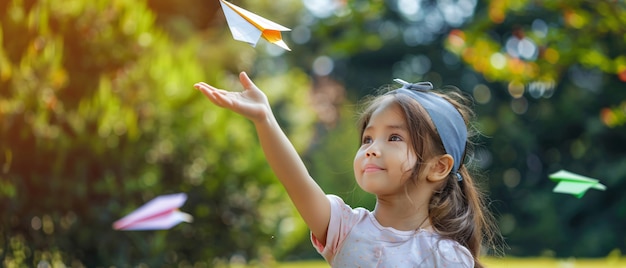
194,72,330,245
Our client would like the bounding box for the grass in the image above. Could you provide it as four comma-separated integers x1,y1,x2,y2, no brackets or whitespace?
276,257,626,268
482,257,626,268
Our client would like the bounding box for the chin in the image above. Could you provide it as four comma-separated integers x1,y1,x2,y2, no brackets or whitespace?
357,181,384,195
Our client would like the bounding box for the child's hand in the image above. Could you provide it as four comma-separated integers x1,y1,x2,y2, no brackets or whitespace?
196,71,331,244
194,72,271,123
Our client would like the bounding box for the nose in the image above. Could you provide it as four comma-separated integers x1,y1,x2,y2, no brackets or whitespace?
365,143,380,157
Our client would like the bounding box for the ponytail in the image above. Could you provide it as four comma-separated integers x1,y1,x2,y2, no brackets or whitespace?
429,90,500,268
429,167,498,268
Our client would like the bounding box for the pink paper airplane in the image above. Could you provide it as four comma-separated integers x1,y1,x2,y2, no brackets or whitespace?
113,193,193,231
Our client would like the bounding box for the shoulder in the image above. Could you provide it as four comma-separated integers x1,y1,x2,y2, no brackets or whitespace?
312,195,371,263
326,194,370,216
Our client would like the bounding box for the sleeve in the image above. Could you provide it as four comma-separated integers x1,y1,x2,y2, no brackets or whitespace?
310,194,365,264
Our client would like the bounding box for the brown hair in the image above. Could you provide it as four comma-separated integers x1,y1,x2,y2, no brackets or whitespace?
356,87,500,268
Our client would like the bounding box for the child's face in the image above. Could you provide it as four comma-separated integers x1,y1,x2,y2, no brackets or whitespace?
353,99,418,196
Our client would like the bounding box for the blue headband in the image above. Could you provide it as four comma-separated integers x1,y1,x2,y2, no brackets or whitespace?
391,79,467,181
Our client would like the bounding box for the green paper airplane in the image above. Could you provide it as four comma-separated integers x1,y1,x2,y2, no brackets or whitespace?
549,170,606,198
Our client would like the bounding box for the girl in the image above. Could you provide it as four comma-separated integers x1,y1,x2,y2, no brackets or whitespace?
194,72,498,267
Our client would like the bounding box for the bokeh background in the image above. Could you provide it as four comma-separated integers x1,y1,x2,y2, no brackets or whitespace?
1,0,625,266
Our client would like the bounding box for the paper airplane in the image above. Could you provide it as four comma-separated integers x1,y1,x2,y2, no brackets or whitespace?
218,0,291,51
549,170,606,198
113,193,193,231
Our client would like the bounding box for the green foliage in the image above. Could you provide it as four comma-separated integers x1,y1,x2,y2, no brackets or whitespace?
448,0,626,83
1,0,314,266
442,0,626,257
2,0,626,265
306,104,374,211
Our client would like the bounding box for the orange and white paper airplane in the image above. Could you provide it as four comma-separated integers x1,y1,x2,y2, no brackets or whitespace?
113,193,193,231
218,0,291,51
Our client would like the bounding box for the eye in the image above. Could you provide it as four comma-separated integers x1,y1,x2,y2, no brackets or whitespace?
389,134,403,142
362,136,373,144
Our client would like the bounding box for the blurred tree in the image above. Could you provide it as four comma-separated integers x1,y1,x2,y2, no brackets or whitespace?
0,0,314,266
3,0,625,264
442,0,626,257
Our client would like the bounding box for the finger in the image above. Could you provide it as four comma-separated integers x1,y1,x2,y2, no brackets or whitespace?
209,91,235,109
209,91,234,108
194,82,233,98
194,83,218,100
194,83,232,107
239,72,259,92
194,82,219,92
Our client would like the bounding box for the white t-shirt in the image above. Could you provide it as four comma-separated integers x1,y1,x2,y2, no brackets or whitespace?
311,195,474,267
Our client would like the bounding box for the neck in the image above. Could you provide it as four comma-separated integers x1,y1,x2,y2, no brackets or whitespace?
373,194,432,231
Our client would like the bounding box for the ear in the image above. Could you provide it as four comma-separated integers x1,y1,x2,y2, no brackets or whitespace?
426,154,454,182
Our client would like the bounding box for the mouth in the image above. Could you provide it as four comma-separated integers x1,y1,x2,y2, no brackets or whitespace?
363,164,384,173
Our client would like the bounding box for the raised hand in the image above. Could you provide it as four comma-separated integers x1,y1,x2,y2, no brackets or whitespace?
194,72,270,123
195,71,331,245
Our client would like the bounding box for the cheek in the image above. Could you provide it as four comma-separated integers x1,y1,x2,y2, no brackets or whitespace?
353,150,363,170
353,149,367,178
400,154,417,174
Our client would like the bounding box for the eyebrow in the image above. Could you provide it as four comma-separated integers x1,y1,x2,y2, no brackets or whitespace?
364,124,408,132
